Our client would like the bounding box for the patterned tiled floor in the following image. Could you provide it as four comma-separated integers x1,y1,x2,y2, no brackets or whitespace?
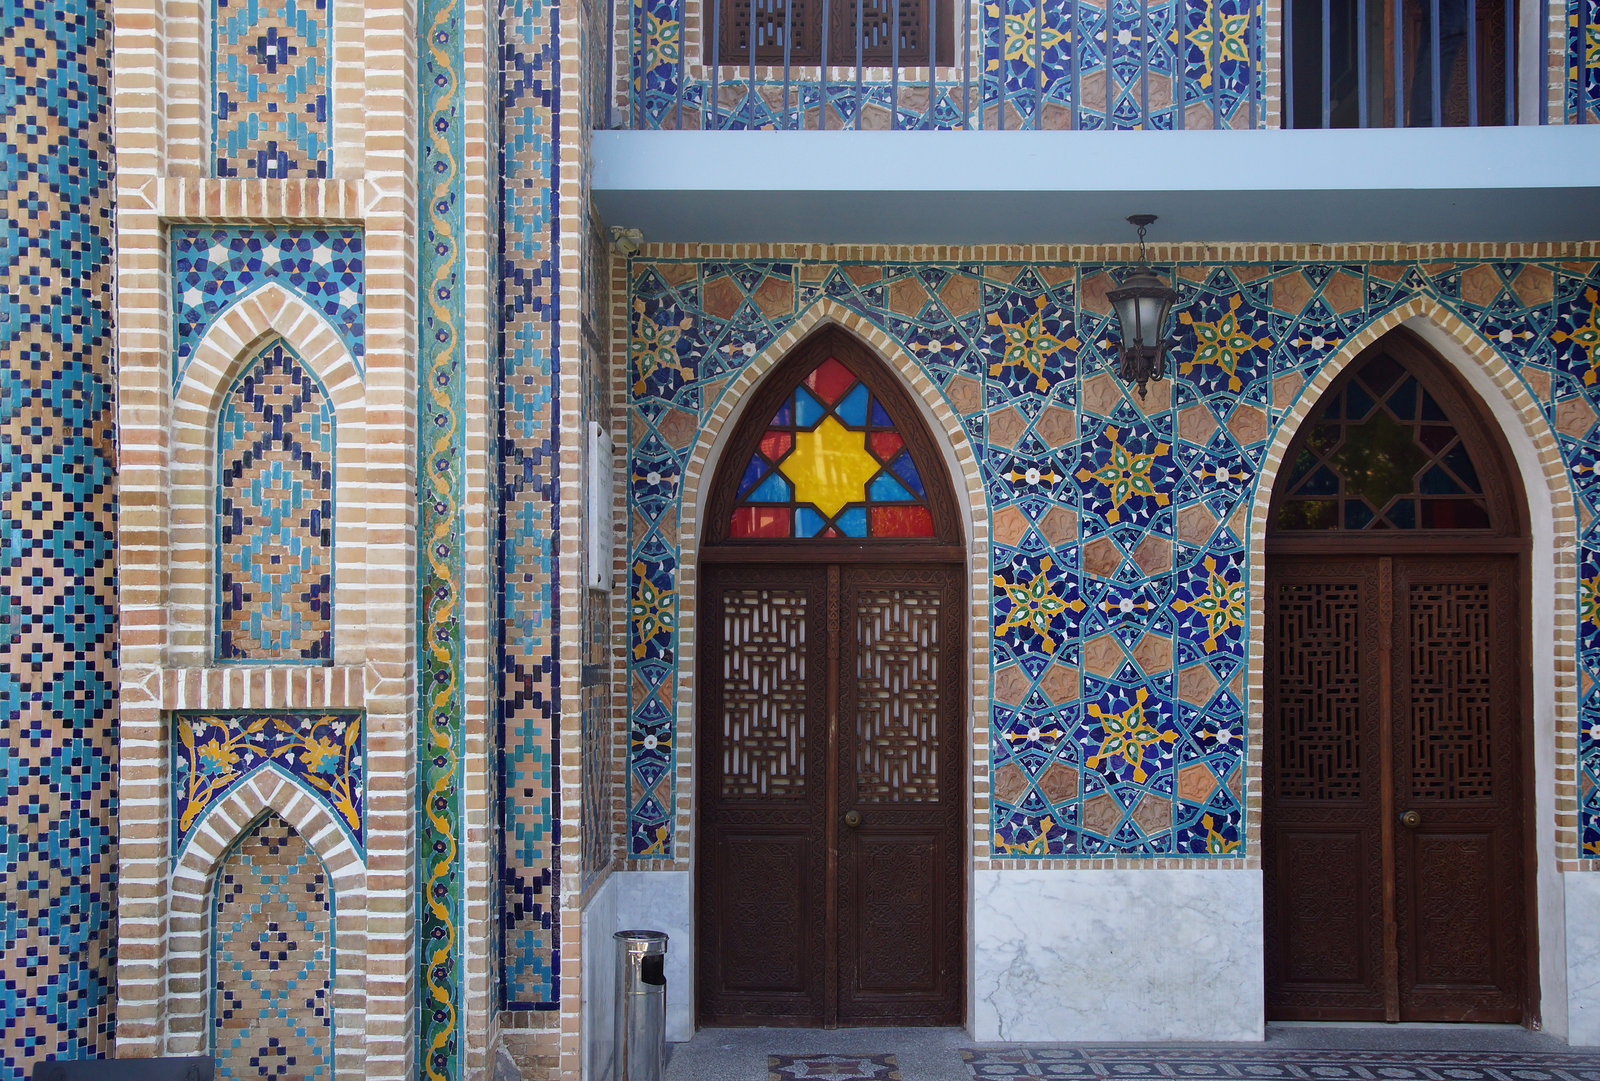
666,1027,1600,1081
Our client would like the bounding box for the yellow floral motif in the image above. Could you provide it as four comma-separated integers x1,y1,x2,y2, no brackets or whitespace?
643,11,682,69
1573,15,1599,74
176,713,363,836
985,4,1070,76
1178,294,1272,392
995,815,1057,856
1178,2,1252,90
1202,813,1240,854
1172,556,1246,652
987,296,1079,392
631,561,677,659
1554,286,1600,384
631,298,695,394
1085,688,1177,784
994,555,1084,653
1583,573,1600,630
1074,425,1170,524
639,824,670,856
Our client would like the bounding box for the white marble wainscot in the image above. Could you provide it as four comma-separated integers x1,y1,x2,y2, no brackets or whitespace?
1566,872,1600,1045
582,873,618,1081
615,869,695,1042
972,868,1265,1042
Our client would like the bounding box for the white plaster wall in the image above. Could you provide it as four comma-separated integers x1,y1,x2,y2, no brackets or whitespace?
582,873,618,1081
1565,873,1600,1045
615,869,695,1042
972,868,1265,1043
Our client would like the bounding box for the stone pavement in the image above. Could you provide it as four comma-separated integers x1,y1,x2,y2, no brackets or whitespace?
664,1023,1599,1081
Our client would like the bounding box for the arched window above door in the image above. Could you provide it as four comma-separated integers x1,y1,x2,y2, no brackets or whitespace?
707,328,961,547
1271,332,1520,536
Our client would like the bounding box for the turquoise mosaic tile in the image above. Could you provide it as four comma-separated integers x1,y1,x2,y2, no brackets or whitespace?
625,256,1600,859
212,0,332,177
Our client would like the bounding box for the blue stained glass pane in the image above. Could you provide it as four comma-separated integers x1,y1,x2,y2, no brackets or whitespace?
836,506,868,536
1420,464,1462,495
795,386,825,426
869,472,912,502
1387,498,1416,527
1344,500,1374,529
750,471,793,502
837,384,870,426
890,451,925,496
1420,391,1446,421
795,507,825,537
773,400,792,425
1442,442,1481,490
1344,383,1375,420
1301,465,1340,497
870,400,892,426
1386,375,1417,418
737,455,765,498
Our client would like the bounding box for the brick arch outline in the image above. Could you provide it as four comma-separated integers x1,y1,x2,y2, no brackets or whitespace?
170,283,367,668
672,297,994,866
165,770,365,1077
1245,294,1580,1027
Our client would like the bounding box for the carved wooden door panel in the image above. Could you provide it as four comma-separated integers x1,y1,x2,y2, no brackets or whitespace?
835,564,964,1026
1390,556,1524,1022
1265,554,1525,1023
697,561,964,1027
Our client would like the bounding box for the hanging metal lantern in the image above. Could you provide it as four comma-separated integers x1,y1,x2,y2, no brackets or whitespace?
1106,214,1178,401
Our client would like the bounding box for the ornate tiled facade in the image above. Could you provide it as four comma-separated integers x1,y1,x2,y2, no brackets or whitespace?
213,0,333,177
215,339,336,663
624,254,1600,858
171,711,366,859
211,814,334,1080
629,0,1262,128
499,0,563,1013
0,1,117,1075
1574,0,1600,121
170,227,365,389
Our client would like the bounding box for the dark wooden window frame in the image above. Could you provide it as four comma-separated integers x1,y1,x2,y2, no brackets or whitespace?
710,0,957,67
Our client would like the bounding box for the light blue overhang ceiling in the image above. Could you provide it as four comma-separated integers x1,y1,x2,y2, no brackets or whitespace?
591,127,1600,245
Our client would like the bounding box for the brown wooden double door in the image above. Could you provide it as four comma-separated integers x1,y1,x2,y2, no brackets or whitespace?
696,561,965,1027
1265,554,1527,1022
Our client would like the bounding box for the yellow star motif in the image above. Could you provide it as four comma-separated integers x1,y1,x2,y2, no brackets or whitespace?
786,415,881,518
1555,286,1600,385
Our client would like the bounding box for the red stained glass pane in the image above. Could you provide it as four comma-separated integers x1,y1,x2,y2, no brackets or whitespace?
759,429,792,462
730,506,792,538
804,356,857,405
870,505,935,537
869,431,904,461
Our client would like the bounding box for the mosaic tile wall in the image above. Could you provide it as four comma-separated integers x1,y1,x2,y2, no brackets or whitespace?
171,711,366,860
628,0,1263,128
417,0,470,1071
499,0,563,1012
626,256,1600,858
170,227,365,390
213,0,333,177
215,338,336,664
0,1,118,1076
1573,0,1600,121
211,814,334,1081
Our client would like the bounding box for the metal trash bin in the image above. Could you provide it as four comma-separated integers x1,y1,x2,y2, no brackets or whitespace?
613,929,668,1081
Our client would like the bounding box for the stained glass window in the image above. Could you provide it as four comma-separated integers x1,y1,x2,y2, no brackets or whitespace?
728,355,937,540
1274,351,1491,531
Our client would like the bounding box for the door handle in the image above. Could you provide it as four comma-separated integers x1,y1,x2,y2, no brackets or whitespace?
1399,810,1421,829
843,809,862,828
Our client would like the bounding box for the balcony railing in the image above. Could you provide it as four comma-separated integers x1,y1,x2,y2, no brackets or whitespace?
611,0,1598,127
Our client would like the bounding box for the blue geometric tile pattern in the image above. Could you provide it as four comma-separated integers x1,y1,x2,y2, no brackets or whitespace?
170,226,364,389
211,814,333,1081
171,711,366,861
0,2,117,1076
498,0,562,1010
215,339,335,664
625,256,1600,858
629,0,1263,128
212,0,333,177
1570,0,1599,123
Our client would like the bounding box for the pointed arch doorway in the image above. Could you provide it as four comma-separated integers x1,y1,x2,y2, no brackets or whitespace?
695,327,966,1028
1263,329,1534,1023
